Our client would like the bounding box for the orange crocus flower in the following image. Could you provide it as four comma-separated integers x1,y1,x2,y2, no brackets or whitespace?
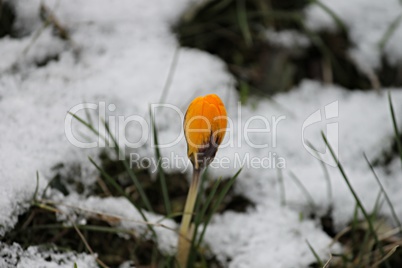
177,94,227,268
184,94,227,170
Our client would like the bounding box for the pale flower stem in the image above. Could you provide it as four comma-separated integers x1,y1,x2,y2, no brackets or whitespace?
176,167,201,268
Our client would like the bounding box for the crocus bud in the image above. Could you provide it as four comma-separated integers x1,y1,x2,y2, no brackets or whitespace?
184,94,227,170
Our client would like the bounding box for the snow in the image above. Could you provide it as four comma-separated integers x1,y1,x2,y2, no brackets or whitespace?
0,242,97,268
1,0,402,267
205,205,339,268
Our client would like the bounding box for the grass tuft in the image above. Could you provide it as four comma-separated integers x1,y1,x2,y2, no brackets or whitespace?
322,131,393,268
150,107,172,216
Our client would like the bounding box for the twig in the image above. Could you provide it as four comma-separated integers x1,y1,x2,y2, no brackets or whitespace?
72,222,109,268
323,254,333,268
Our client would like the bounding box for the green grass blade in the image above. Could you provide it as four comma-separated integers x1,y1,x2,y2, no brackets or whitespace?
155,212,185,224
351,202,359,251
289,171,316,210
32,223,137,236
188,176,222,267
193,169,211,226
379,14,402,50
321,132,390,267
364,153,402,231
33,171,40,201
306,141,332,206
149,108,171,215
372,190,383,221
89,156,143,216
159,47,179,104
187,170,215,268
41,175,56,199
160,255,174,268
196,168,242,249
191,170,209,226
123,159,154,212
68,112,103,140
83,102,94,128
239,80,250,105
198,178,222,230
388,91,402,168
236,0,252,47
357,221,373,266
299,21,346,82
309,0,347,32
306,239,324,267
